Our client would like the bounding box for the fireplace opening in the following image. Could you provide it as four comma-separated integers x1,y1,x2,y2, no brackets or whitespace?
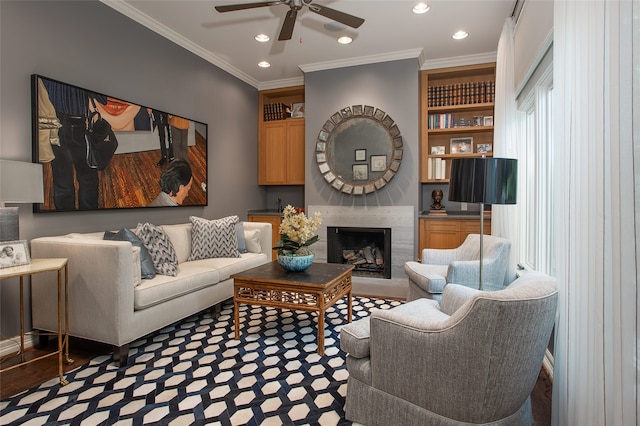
327,226,391,279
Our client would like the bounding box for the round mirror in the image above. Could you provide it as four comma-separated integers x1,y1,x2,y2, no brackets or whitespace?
315,105,403,195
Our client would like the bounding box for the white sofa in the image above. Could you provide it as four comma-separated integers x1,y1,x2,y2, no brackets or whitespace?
30,221,272,365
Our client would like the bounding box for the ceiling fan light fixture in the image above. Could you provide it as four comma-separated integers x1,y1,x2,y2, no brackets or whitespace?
258,61,271,68
337,36,352,45
413,2,430,14
255,33,270,42
215,0,365,41
452,30,469,40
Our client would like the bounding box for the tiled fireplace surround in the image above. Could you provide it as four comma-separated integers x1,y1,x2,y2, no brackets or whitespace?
308,205,414,298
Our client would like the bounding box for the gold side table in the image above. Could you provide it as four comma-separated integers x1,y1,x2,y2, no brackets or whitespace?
0,258,73,385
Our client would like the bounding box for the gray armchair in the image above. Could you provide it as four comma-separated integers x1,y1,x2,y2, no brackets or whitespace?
404,234,511,301
339,272,557,426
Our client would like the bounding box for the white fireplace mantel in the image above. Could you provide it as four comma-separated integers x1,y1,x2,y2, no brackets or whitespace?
308,205,414,292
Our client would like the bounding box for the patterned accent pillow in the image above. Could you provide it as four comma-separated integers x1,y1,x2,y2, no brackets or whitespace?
134,223,179,276
188,215,241,260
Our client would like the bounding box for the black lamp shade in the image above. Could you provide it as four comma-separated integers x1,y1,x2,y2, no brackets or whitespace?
448,157,518,204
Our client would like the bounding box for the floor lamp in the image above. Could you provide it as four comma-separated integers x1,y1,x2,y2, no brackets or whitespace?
0,159,44,241
448,157,517,290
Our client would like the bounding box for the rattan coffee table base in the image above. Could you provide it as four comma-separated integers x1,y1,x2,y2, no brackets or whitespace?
232,261,354,355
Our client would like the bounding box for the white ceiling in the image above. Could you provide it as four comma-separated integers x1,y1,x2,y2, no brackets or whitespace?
101,0,514,89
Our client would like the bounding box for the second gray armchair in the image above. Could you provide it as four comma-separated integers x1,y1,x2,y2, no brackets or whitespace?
404,234,511,301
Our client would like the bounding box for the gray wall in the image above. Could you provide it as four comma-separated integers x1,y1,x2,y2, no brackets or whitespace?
0,0,263,338
304,59,420,212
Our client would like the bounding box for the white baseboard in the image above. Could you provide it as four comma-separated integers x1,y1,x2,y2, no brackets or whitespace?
542,349,554,381
0,335,35,358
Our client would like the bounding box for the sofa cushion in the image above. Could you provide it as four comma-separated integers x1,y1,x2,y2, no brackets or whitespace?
162,223,192,263
133,252,267,310
134,264,221,310
134,223,179,277
189,252,268,281
188,215,241,260
104,228,156,280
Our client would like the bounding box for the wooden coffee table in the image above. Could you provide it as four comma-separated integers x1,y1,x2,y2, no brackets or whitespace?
231,261,354,355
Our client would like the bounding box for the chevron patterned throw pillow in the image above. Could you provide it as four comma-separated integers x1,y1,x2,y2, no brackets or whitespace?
188,215,241,260
134,222,179,276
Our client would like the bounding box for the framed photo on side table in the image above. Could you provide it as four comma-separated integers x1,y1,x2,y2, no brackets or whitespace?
0,240,31,269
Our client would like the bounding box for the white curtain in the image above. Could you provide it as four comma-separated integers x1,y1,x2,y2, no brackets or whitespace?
552,1,638,425
492,17,520,283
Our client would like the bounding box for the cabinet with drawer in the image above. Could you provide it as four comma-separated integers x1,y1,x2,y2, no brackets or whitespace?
418,217,492,256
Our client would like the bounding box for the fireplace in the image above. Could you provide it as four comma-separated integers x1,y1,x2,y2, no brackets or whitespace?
327,226,392,279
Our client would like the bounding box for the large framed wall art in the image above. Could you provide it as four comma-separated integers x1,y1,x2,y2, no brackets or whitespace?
31,74,208,212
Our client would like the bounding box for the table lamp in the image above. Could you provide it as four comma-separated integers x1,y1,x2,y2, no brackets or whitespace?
448,157,517,290
0,159,44,241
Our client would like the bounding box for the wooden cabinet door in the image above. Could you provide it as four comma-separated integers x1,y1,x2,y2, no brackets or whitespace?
424,219,460,250
248,214,282,260
427,230,460,250
260,122,288,185
286,120,305,184
461,219,491,236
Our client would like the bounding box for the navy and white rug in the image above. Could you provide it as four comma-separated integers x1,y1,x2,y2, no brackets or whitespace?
1,296,401,425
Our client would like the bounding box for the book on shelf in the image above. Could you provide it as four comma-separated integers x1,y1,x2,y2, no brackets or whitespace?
428,113,455,129
427,157,447,180
263,103,292,121
427,80,495,107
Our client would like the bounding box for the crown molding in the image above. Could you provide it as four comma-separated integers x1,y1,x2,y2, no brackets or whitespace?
299,48,424,73
258,77,305,91
99,0,260,88
421,52,498,70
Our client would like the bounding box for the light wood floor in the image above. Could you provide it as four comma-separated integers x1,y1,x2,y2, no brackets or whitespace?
0,335,553,426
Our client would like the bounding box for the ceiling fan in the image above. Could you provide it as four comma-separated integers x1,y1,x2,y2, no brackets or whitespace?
214,0,365,41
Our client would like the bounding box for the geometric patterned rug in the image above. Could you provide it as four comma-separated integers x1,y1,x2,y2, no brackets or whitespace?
0,296,401,425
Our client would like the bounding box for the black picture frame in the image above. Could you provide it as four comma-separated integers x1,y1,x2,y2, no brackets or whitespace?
31,75,208,212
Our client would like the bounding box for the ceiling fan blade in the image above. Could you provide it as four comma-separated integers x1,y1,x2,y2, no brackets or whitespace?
308,4,364,28
215,1,280,13
278,9,297,40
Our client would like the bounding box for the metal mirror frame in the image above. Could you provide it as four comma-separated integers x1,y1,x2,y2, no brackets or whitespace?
315,105,403,195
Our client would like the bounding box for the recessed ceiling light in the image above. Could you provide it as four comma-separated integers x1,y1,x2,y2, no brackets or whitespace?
337,36,353,45
255,34,270,42
413,2,430,14
452,30,469,40
258,61,270,68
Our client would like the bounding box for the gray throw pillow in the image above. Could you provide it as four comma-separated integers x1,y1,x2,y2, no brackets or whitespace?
236,222,248,254
188,215,241,260
134,223,179,277
104,228,156,279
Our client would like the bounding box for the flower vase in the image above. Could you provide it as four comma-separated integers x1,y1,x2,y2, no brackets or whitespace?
277,253,314,272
